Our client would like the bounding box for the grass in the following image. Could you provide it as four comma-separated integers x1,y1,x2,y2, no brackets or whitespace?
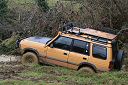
47,0,60,7
9,0,35,4
0,64,128,85
8,0,36,11
47,0,81,11
8,0,59,6
0,80,38,85
8,0,81,11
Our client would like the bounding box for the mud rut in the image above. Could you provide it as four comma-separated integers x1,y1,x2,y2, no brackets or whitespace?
0,63,43,81
0,55,48,81
0,55,128,81
0,55,31,80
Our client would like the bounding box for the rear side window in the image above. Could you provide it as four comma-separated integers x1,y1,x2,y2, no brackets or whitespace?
71,40,90,55
53,36,72,50
93,44,107,60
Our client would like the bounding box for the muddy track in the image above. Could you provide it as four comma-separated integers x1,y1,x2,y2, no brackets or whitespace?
0,54,128,81
0,55,23,80
0,55,44,81
0,65,25,80
0,64,40,81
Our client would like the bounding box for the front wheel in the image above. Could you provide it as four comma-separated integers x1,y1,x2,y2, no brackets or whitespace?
78,67,95,74
21,52,39,65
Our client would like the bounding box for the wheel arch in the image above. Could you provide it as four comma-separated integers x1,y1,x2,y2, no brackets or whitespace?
23,48,40,57
78,62,97,72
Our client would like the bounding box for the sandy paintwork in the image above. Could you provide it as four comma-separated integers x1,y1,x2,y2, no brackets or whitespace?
20,29,116,72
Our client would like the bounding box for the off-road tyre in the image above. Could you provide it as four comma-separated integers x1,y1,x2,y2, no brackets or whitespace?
21,52,39,65
78,67,95,74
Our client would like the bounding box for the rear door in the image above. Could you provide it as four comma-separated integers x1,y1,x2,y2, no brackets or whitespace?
89,44,110,71
68,39,90,69
46,36,72,67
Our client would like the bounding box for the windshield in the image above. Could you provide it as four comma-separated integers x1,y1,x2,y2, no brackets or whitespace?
46,39,52,44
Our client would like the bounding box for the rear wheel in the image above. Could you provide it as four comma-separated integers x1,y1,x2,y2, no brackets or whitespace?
21,52,39,65
78,67,95,74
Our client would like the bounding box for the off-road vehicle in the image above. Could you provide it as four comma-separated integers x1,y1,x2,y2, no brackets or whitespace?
17,27,125,73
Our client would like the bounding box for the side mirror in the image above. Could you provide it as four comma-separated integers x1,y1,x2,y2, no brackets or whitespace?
50,44,54,48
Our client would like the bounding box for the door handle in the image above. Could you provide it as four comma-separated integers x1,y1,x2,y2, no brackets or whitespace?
64,53,68,55
83,57,87,60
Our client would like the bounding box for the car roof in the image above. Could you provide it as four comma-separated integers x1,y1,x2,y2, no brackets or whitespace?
67,27,117,40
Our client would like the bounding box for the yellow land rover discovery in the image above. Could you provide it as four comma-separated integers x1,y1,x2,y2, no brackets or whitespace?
17,27,125,73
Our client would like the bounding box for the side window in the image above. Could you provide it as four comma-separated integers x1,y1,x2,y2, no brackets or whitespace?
53,36,72,50
71,40,90,55
93,44,107,60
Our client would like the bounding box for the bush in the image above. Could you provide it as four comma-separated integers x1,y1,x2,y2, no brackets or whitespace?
0,0,8,18
36,0,49,12
0,35,19,55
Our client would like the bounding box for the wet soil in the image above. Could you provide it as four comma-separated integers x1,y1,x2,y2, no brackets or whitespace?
0,54,128,81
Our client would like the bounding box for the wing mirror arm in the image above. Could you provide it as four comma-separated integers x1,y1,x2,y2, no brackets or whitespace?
44,44,54,48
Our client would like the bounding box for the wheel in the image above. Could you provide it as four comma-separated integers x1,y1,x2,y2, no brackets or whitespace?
78,67,95,74
21,52,39,65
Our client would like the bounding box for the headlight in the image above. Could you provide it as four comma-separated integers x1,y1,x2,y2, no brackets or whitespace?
16,39,21,48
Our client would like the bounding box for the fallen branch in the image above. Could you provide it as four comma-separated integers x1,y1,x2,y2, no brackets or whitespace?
117,28,128,36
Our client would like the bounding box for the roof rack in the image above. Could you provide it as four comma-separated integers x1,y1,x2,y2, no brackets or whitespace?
62,27,117,44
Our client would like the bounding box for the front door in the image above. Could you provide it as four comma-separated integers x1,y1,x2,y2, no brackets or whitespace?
68,39,90,69
46,36,72,67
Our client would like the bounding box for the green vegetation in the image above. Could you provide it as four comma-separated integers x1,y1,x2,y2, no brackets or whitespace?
47,0,81,11
8,0,35,10
0,80,38,85
0,65,128,85
8,0,59,6
10,0,35,4
8,0,80,9
0,0,128,85
0,35,19,54
36,0,49,12
0,0,8,18
47,0,59,7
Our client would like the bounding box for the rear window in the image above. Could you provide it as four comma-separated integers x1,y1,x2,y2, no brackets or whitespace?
93,44,107,60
